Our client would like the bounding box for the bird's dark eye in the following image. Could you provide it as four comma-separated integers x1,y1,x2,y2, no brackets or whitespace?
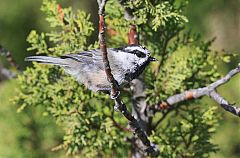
134,50,146,58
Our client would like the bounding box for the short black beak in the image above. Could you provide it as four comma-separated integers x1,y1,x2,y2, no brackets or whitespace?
149,56,158,62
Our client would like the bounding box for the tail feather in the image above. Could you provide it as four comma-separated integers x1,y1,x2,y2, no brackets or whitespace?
25,56,69,67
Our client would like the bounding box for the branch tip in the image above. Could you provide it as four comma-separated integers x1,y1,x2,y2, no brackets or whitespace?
152,64,240,118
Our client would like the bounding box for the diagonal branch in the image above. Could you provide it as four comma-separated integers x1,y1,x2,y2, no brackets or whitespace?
98,0,119,98
97,0,159,156
115,97,159,156
209,90,240,116
152,65,240,117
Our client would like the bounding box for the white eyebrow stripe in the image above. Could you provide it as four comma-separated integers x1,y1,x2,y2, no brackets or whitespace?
125,47,149,53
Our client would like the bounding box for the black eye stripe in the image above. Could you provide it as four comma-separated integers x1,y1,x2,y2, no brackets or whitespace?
121,49,146,58
113,46,148,58
132,50,146,58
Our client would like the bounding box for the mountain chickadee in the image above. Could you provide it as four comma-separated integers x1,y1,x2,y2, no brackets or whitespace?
25,45,157,93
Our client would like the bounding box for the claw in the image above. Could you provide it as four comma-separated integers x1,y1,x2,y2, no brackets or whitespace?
110,90,120,99
114,103,120,112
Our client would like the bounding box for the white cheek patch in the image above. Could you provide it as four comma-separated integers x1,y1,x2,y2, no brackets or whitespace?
117,51,148,71
117,51,136,69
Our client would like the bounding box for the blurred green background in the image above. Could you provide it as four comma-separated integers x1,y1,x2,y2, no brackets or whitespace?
0,0,240,157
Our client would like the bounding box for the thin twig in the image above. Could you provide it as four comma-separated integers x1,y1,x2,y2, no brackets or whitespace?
153,109,172,130
110,107,130,132
115,97,159,156
98,0,119,98
97,0,159,156
152,65,240,117
109,109,131,132
209,90,240,116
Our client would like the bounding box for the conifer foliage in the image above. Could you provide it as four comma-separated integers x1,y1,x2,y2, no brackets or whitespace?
16,0,235,157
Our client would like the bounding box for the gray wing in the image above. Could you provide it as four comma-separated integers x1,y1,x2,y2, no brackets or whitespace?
61,49,104,70
61,49,112,91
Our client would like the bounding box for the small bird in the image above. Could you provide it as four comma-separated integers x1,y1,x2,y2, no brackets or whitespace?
25,45,157,93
